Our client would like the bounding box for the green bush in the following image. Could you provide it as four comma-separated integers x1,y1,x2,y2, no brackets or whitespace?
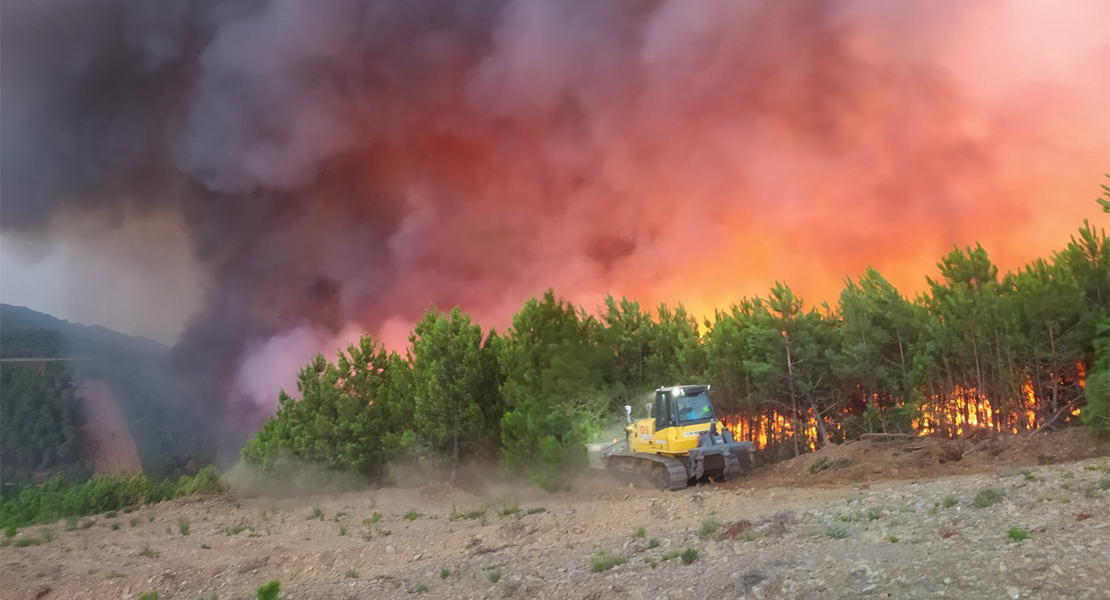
590,551,627,573
256,580,280,600
679,548,698,565
697,518,722,540
825,522,850,539
942,495,959,508
973,488,1004,508
1007,527,1029,542
0,466,226,528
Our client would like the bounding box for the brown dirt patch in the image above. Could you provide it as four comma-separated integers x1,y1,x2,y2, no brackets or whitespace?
739,426,1108,487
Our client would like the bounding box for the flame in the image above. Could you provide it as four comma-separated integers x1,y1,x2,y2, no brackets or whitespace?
721,361,1089,451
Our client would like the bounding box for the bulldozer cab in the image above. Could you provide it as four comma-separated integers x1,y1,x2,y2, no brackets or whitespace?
628,384,718,454
654,385,713,429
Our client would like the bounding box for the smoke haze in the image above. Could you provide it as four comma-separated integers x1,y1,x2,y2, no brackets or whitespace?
2,0,1107,425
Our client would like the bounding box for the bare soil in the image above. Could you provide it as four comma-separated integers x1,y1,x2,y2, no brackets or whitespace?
74,378,143,476
2,429,1108,600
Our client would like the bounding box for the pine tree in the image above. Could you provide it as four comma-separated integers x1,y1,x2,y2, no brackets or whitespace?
409,307,499,478
499,291,607,490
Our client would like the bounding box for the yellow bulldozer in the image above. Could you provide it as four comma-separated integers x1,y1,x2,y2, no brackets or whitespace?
590,384,756,490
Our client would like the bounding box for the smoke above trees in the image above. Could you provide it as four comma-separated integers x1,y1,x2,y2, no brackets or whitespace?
1,0,1106,429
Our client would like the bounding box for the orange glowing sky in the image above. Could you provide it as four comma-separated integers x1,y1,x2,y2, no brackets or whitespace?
1,0,1106,400
367,0,1109,345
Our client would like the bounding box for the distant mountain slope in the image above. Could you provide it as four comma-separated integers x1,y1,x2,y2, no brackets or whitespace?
1,304,167,357
0,304,213,483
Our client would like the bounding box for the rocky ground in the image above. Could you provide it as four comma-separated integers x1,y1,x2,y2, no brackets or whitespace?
2,431,1108,600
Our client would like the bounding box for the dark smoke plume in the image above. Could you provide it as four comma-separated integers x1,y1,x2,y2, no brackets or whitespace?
2,0,1106,430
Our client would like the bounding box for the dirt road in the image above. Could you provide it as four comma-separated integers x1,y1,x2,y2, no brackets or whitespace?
2,452,1108,600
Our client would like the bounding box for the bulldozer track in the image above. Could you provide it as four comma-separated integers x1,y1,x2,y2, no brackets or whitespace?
606,453,689,491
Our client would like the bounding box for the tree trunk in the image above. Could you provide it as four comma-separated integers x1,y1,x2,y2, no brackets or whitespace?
808,395,829,447
1048,325,1059,416
451,432,459,483
785,332,800,458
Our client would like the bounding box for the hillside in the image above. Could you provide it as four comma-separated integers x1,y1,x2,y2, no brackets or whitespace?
0,304,213,484
1,436,1106,600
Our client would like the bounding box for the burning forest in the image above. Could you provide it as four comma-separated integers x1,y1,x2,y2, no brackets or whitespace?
0,0,1108,473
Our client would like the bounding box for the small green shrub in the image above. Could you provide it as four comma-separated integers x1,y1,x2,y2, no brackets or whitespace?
138,592,160,600
403,510,422,521
363,512,382,525
104,511,117,518
647,538,660,549
697,518,722,541
942,495,959,508
309,506,324,521
346,568,358,579
200,543,210,549
644,557,658,568
973,488,1004,508
139,542,159,558
256,580,280,600
865,508,882,521
825,522,850,539
130,517,141,527
742,528,762,542
633,527,645,539
338,525,346,536
1097,475,1110,491
487,566,501,583
837,514,858,522
13,538,43,547
222,520,249,536
451,508,486,521
661,550,681,561
679,548,698,565
410,583,428,593
40,526,56,543
3,525,16,538
590,551,627,573
111,522,120,531
440,568,450,579
1007,527,1030,542
379,529,391,536
810,457,857,474
525,507,546,515
888,535,899,543
177,518,191,536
